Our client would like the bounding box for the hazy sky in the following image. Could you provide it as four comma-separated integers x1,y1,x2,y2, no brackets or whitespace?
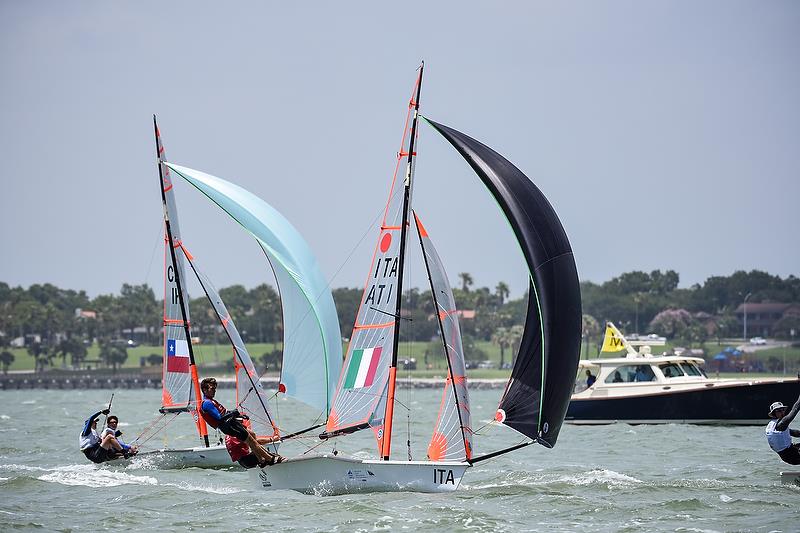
1,1,798,300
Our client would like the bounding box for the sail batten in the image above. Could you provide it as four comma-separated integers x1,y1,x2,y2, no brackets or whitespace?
424,118,582,447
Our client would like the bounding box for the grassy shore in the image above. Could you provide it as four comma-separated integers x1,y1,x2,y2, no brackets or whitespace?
4,340,799,377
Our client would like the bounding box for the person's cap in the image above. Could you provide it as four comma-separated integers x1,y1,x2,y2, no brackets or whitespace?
769,401,788,416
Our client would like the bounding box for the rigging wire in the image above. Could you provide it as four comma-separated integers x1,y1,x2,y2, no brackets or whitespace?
142,221,164,288
131,411,181,448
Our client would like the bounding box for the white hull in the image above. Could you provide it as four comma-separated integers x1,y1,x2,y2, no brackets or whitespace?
249,454,470,495
124,442,279,469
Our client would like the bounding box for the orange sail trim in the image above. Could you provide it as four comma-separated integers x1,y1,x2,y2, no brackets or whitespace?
163,318,189,326
353,321,394,331
179,243,194,261
381,366,398,459
190,364,208,439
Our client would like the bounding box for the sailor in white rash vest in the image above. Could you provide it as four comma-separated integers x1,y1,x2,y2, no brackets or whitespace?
765,393,800,465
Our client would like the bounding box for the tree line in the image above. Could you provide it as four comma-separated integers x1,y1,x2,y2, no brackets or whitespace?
0,269,798,372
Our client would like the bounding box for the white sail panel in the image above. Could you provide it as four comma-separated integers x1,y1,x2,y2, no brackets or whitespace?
156,126,194,411
414,213,472,461
164,162,342,417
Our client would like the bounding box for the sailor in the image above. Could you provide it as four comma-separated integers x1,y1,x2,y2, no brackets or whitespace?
79,408,125,464
224,431,281,469
585,369,596,388
199,377,283,467
765,394,800,465
102,415,138,458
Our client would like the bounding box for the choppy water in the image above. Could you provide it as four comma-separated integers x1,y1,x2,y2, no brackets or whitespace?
0,387,797,532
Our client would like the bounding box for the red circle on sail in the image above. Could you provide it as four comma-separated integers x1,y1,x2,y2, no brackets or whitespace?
380,233,392,253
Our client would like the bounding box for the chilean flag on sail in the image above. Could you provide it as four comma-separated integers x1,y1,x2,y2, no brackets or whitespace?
167,339,190,373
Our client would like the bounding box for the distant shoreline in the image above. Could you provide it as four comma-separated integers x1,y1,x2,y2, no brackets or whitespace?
0,373,508,390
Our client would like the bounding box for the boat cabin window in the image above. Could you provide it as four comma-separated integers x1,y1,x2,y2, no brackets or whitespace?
659,363,685,378
574,366,600,392
679,362,703,376
603,364,655,383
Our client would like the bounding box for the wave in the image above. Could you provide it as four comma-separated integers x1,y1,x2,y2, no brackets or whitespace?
465,467,642,491
37,464,158,488
161,481,245,495
0,463,49,472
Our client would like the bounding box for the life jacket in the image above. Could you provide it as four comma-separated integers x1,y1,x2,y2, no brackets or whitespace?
200,396,227,429
224,435,250,462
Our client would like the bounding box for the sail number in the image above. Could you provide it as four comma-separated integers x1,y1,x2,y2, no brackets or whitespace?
433,468,455,485
364,257,398,306
167,265,179,304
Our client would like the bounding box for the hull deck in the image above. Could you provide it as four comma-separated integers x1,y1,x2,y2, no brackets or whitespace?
249,454,470,495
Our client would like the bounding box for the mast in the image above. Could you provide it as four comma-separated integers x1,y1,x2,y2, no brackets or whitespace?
153,116,209,447
381,62,423,461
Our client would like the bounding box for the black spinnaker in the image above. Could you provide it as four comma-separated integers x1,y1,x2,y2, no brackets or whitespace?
424,118,582,448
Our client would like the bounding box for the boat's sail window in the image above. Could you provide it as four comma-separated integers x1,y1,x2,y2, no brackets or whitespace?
603,364,655,383
679,362,703,377
659,363,685,378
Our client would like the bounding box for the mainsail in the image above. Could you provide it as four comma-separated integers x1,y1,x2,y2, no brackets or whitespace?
324,66,423,457
424,119,582,448
154,118,208,445
157,123,193,410
413,212,473,462
164,163,343,418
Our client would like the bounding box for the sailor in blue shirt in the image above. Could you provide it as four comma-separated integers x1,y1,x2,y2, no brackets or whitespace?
765,394,800,465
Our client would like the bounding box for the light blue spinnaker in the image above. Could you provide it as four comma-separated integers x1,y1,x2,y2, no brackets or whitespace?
165,162,343,418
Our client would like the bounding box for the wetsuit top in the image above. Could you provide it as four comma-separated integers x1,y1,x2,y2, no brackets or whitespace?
79,411,102,450
200,396,227,429
224,435,251,462
766,419,792,452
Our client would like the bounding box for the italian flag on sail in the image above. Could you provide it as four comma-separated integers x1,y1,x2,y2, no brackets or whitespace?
344,347,383,389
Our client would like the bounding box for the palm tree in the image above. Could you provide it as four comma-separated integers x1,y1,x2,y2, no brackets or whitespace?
99,341,128,373
491,326,511,369
495,282,510,305
458,272,474,292
58,337,88,369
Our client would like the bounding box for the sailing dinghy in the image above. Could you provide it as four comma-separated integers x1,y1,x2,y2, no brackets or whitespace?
248,64,582,494
129,119,342,468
